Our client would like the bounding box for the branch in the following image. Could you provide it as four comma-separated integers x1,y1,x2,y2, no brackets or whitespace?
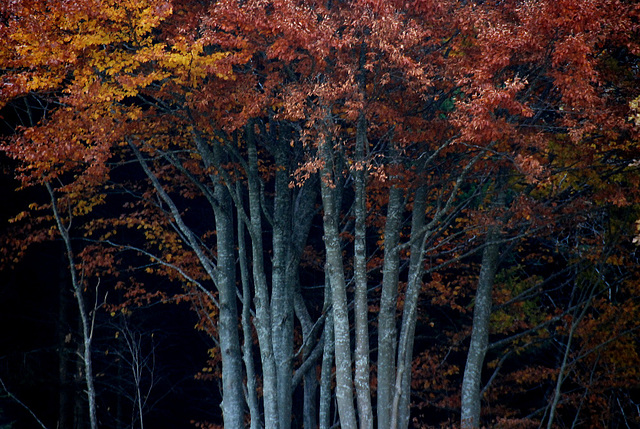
128,139,218,281
98,239,220,309
0,377,49,429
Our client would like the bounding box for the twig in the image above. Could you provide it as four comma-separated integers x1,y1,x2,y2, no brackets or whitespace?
0,377,49,429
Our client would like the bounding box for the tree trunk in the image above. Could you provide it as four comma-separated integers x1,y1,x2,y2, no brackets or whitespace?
290,177,320,429
353,112,373,429
271,143,294,429
392,184,427,429
214,181,247,429
47,183,98,429
246,132,279,429
130,139,247,428
319,269,335,429
236,182,260,429
460,225,501,429
294,285,319,429
377,184,405,429
319,137,358,429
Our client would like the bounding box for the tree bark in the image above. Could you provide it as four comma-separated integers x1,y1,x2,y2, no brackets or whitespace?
353,112,373,429
460,225,501,429
47,183,98,429
319,304,334,429
236,182,261,429
392,184,427,429
319,137,358,429
289,177,320,429
377,184,405,429
246,132,280,429
130,139,246,428
271,142,294,429
214,179,247,429
294,285,319,429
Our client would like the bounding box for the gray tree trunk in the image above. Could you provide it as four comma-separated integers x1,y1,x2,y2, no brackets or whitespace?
377,184,405,429
130,139,246,428
393,184,427,429
319,137,358,429
47,183,98,429
460,225,501,429
213,178,247,429
246,134,280,429
289,178,320,429
319,303,334,429
236,182,260,429
294,285,319,429
271,144,294,429
353,113,373,429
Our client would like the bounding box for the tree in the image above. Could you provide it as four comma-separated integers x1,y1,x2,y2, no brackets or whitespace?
1,1,639,428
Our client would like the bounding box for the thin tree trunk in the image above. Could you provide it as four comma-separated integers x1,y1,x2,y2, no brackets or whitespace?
46,183,98,429
377,184,405,429
237,182,261,429
271,143,294,429
460,224,501,429
546,281,597,429
289,178,319,429
294,285,319,429
353,112,373,429
319,137,358,429
246,131,279,429
392,184,427,429
319,277,335,429
288,176,319,428
214,180,247,429
130,139,246,428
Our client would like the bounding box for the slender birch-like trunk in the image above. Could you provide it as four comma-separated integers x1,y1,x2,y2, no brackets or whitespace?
46,183,98,429
289,178,319,429
377,184,405,429
294,285,319,429
460,221,502,429
352,38,373,429
319,137,358,429
353,112,373,429
393,184,427,429
246,132,280,429
212,174,246,429
236,182,260,429
319,271,335,429
271,143,294,429
131,139,246,428
546,281,597,429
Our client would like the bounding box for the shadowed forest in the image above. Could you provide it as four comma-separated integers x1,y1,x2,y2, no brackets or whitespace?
1,1,640,428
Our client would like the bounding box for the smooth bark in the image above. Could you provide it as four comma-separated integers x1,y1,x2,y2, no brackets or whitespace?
392,184,427,429
47,182,98,429
460,226,501,429
289,178,320,429
271,143,294,429
246,133,279,429
377,184,405,429
237,182,261,429
130,140,246,428
319,137,358,429
319,265,335,429
353,112,373,429
213,179,246,429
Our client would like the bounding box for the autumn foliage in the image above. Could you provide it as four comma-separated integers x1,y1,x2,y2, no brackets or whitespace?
1,0,640,428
